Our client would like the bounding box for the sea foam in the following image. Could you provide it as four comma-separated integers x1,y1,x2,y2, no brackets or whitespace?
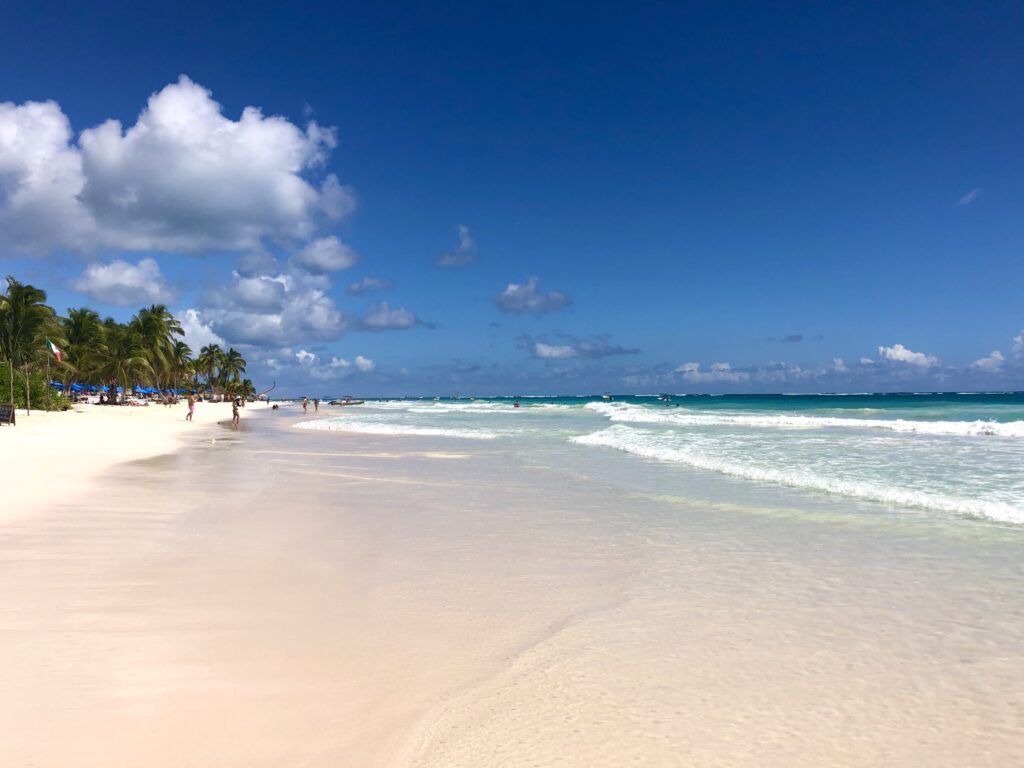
584,402,1024,437
572,426,1024,525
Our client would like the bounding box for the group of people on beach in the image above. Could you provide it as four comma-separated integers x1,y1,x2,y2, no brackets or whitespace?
186,392,242,427
301,398,319,413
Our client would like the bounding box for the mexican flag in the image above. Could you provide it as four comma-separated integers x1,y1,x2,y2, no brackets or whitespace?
47,338,62,362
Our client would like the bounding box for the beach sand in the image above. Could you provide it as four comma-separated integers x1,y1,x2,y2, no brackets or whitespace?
2,400,246,521
1,406,1022,766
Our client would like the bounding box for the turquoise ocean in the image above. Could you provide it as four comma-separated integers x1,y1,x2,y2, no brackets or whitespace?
298,393,1024,527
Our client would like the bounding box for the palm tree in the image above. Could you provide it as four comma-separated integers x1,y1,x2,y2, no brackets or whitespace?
61,307,105,392
0,277,63,413
169,340,193,392
219,347,247,389
130,304,184,394
196,344,224,392
93,319,151,405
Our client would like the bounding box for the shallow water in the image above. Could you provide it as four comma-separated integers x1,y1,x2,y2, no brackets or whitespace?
302,393,1024,526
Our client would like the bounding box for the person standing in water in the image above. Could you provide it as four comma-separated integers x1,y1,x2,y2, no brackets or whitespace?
313,398,319,412
186,393,196,421
302,397,309,413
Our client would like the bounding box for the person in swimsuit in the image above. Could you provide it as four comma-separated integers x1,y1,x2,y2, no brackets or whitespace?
186,393,196,421
232,397,240,427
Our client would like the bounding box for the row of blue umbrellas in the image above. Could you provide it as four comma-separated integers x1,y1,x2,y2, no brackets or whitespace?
49,382,191,395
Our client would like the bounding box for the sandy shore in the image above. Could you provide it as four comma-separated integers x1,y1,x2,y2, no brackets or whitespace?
2,400,256,521
1,407,1022,766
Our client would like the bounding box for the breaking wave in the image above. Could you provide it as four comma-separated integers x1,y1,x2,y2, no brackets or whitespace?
572,426,1024,525
584,402,1024,437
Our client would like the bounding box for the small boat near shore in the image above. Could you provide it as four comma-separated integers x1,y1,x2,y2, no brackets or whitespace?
329,396,365,406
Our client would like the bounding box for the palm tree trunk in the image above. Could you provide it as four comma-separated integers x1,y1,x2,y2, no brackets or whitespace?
24,364,31,415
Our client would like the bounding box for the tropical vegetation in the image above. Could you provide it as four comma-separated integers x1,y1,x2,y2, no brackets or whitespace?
0,275,250,413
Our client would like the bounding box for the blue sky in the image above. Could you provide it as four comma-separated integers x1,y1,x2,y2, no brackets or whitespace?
2,1,1022,395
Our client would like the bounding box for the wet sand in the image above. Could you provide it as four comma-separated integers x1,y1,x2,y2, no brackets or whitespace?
1,407,1022,766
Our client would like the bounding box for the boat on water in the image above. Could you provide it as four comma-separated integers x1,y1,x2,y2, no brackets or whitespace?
328,395,365,406
601,392,613,401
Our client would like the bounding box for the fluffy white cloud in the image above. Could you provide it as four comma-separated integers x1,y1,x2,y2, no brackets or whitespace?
0,99,92,251
71,257,174,305
0,75,352,253
676,362,750,383
292,236,357,273
495,277,571,315
270,349,375,381
176,308,225,350
971,350,1005,372
1013,330,1024,359
877,343,938,367
358,301,418,331
346,276,393,295
436,224,476,267
832,357,848,372
195,271,345,347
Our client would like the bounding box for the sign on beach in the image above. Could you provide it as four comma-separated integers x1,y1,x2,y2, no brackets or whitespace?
0,403,15,426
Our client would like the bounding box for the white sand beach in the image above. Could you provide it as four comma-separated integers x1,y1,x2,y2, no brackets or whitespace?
1,405,1022,767
2,400,250,521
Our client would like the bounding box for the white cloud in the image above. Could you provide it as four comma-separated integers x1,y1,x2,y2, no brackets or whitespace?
958,188,981,206
529,335,637,359
495,277,571,315
0,99,92,251
0,75,351,253
358,301,418,331
266,350,375,381
292,236,357,273
176,308,225,350
859,357,875,365
675,362,750,383
346,276,393,295
199,273,345,347
71,257,174,305
1013,330,1024,359
832,357,847,373
877,343,938,367
436,224,476,267
971,350,1004,372
534,342,577,359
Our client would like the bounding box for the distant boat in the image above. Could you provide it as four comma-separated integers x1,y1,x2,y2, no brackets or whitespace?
602,392,613,401
658,393,672,402
329,396,364,406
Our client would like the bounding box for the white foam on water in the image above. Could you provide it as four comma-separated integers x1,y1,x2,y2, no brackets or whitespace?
584,402,1024,437
572,426,1024,525
297,419,498,440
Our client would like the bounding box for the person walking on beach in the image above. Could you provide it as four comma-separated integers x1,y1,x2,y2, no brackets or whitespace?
302,398,309,414
232,397,240,427
186,393,196,421
313,398,319,412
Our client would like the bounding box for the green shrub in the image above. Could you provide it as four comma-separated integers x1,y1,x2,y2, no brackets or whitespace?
0,362,71,411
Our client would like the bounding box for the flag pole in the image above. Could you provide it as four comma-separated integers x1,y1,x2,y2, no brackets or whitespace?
45,342,51,411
